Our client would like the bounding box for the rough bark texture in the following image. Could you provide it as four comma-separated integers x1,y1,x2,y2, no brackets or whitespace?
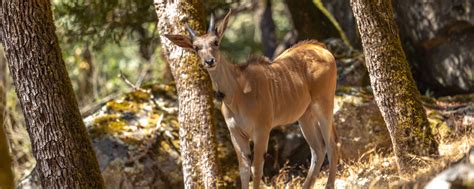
153,0,218,188
0,46,15,189
256,0,277,58
350,0,438,172
285,0,348,43
1,0,105,188
322,0,361,48
393,0,474,95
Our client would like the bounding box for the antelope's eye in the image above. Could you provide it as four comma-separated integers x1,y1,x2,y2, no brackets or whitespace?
193,46,200,51
213,41,219,46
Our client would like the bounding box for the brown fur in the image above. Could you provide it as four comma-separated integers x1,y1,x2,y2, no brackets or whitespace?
238,40,325,70
165,10,338,189
237,55,271,70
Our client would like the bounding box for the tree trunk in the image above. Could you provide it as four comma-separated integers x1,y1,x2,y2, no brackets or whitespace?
1,0,105,188
77,45,94,107
255,0,277,58
153,0,218,188
322,0,361,48
0,46,15,189
285,0,349,43
350,0,438,172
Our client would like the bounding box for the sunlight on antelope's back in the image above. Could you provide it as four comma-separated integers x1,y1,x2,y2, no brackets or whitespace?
166,10,338,189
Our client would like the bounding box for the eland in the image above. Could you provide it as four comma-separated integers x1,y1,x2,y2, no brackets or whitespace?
165,10,339,189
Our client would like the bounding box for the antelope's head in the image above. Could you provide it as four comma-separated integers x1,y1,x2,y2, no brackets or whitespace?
165,10,232,71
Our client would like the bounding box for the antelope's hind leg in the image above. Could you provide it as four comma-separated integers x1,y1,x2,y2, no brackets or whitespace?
313,102,338,189
299,107,326,189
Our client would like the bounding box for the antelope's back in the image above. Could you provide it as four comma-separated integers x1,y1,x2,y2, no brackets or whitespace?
273,40,337,101
273,40,332,63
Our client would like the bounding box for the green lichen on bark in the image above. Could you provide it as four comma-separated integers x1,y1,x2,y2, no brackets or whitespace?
154,0,219,187
350,0,438,172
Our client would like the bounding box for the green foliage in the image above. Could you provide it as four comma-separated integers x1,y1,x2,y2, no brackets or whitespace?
50,0,294,107
53,0,156,49
220,0,292,62
52,0,165,105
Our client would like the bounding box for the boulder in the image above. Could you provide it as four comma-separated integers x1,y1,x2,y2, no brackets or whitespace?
426,147,474,189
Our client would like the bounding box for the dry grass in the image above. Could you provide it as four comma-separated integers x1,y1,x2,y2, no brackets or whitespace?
253,133,474,189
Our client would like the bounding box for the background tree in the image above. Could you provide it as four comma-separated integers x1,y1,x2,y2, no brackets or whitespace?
350,0,438,172
1,0,104,188
255,0,277,58
285,0,349,43
321,0,473,95
0,46,15,189
322,0,360,47
153,0,218,188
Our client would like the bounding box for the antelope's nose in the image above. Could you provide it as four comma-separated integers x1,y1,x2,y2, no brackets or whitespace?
205,58,215,66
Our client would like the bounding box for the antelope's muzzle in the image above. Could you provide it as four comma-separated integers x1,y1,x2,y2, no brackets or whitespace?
204,58,215,68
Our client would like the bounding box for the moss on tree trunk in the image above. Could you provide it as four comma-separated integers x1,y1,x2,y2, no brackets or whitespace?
350,0,438,172
153,0,219,188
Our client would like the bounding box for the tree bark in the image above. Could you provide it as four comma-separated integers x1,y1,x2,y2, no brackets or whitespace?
255,0,277,58
285,0,349,43
350,0,438,172
0,46,15,189
1,0,105,188
153,0,218,188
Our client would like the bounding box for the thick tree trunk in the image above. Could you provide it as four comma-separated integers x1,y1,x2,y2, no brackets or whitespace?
0,46,15,189
350,0,438,172
1,0,105,188
153,0,218,188
255,0,277,58
285,0,349,43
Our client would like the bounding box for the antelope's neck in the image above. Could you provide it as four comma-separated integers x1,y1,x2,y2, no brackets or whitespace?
208,56,240,106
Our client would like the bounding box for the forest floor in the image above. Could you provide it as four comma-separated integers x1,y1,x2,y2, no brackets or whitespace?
265,131,473,188
7,83,473,188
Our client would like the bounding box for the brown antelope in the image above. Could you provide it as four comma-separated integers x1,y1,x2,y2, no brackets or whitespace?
165,10,338,189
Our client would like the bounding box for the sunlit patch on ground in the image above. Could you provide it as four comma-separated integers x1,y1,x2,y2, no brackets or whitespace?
264,134,474,188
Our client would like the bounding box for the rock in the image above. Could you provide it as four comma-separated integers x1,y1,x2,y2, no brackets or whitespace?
82,84,238,188
17,83,474,188
323,0,474,95
333,87,391,160
324,38,370,87
17,167,41,189
419,23,474,95
83,85,184,188
394,0,474,95
425,147,474,189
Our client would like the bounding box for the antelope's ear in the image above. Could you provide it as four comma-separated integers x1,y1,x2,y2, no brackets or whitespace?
164,34,193,49
217,9,232,41
236,72,252,94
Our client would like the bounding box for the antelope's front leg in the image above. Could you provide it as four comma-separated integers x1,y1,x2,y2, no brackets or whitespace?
229,130,251,189
252,128,270,189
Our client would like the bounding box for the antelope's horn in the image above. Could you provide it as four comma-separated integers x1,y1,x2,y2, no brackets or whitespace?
185,23,196,40
208,13,215,33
